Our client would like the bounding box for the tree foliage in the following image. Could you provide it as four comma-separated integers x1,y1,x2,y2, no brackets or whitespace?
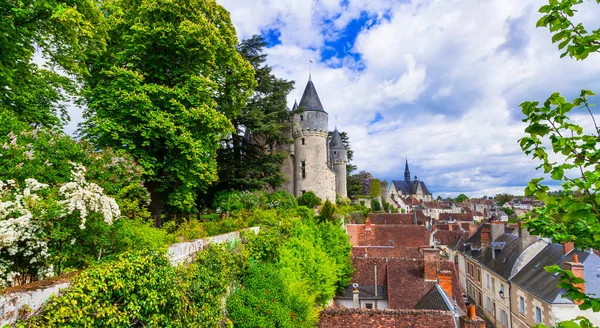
214,35,295,193
80,0,255,224
0,0,106,127
455,193,469,203
519,0,600,322
369,179,381,198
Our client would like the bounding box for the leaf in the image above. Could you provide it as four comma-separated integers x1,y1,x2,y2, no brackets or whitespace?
526,123,551,136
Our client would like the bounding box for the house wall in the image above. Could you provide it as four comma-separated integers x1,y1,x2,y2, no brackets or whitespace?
464,257,483,313
481,268,511,328
457,253,468,294
334,298,389,310
510,285,553,328
551,303,600,327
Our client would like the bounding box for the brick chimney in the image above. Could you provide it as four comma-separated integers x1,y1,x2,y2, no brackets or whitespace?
423,248,439,281
564,253,585,305
468,223,477,237
460,305,486,328
518,222,537,253
438,270,453,298
365,217,372,231
481,226,490,249
490,221,505,241
563,242,574,256
353,287,360,308
448,223,453,231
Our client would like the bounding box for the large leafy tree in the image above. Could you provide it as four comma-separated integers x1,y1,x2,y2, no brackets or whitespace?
213,35,294,193
519,0,600,322
80,0,255,225
0,0,106,127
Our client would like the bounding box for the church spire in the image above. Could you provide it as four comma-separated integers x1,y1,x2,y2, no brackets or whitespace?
292,99,298,111
404,159,411,182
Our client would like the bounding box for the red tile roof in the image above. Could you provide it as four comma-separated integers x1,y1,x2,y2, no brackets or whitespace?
351,246,423,259
438,213,474,221
432,230,463,246
369,213,415,225
347,224,431,247
319,308,456,328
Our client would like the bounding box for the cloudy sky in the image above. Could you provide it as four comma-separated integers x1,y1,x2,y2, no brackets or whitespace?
214,0,600,198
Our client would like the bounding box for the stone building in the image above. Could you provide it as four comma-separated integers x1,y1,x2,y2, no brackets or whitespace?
389,160,433,203
279,76,348,201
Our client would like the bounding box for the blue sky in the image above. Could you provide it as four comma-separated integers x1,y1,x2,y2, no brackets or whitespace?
216,0,600,198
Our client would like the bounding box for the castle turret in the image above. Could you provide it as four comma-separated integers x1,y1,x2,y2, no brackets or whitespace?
293,77,331,200
329,127,347,198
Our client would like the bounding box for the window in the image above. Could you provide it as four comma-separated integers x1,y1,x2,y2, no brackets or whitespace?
486,296,492,312
301,161,306,179
301,138,305,145
500,309,508,327
535,306,542,324
519,296,525,314
486,274,490,289
334,150,337,155
500,284,505,296
492,277,496,293
365,303,373,309
477,268,481,283
300,115,304,121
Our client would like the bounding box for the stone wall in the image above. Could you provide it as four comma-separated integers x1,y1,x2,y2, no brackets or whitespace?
0,227,260,326
318,308,456,328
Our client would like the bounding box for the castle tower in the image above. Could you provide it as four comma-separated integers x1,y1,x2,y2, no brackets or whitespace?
293,76,331,200
329,127,347,198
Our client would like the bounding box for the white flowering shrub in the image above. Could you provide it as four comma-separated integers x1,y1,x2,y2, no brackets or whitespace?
0,164,121,288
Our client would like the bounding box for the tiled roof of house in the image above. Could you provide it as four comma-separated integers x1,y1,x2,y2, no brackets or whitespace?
351,246,423,259
346,224,431,247
370,213,414,225
478,233,520,280
438,213,474,222
510,244,600,304
386,259,437,309
318,308,456,328
414,285,453,311
432,230,463,246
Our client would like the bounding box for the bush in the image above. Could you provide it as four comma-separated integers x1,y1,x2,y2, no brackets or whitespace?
27,246,240,328
297,191,322,208
369,179,381,198
172,219,208,241
213,190,268,212
336,196,351,207
390,207,399,213
318,200,337,223
266,191,297,210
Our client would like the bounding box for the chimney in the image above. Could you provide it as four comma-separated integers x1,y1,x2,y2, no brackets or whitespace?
365,217,372,231
490,221,505,241
518,222,537,253
481,226,490,249
438,270,453,298
564,254,585,305
448,223,453,231
468,223,477,237
423,248,439,281
459,305,486,328
364,248,368,258
563,242,574,256
353,287,360,308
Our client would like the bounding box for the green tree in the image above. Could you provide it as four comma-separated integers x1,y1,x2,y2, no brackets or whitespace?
0,0,106,127
214,35,295,193
369,179,381,198
455,193,469,203
80,0,255,226
371,199,381,212
519,0,600,323
494,193,514,205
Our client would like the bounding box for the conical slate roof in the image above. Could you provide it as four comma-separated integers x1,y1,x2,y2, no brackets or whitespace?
329,127,345,149
298,79,325,112
292,99,298,110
